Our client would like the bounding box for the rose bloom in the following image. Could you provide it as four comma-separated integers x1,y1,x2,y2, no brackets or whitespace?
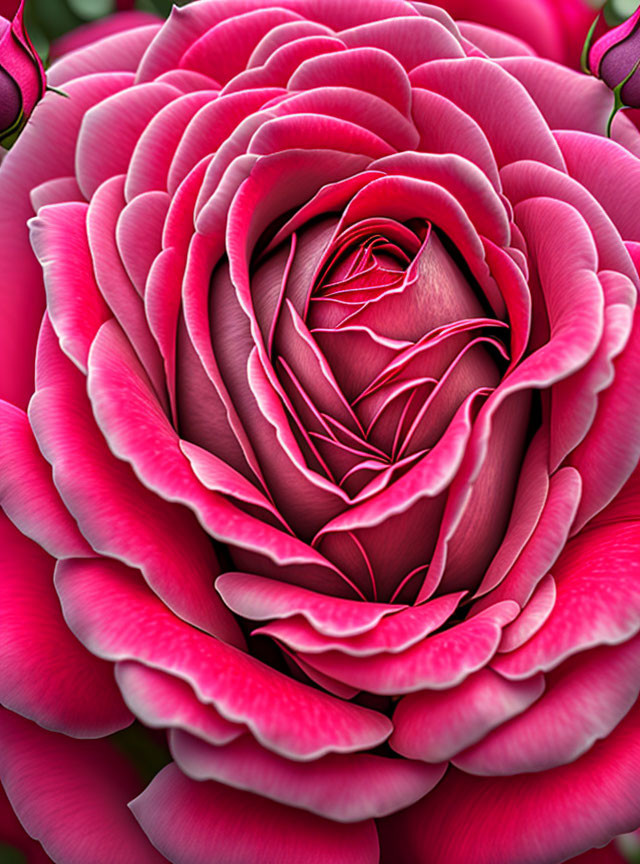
1,1,640,863
437,0,596,67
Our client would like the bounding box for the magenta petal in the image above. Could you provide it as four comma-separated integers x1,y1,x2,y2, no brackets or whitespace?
298,601,518,695
0,708,163,863
47,21,160,85
457,21,535,58
315,389,481,541
247,112,394,159
473,466,582,613
0,72,133,409
493,521,640,679
474,428,550,598
181,439,286,523
75,82,180,199
390,667,544,762
30,342,241,645
556,131,640,243
29,175,83,211
379,699,640,864
87,175,169,412
115,661,245,746
170,729,445,822
370,151,510,246
500,159,638,285
410,87,500,190
130,764,380,864
339,15,464,69
570,307,640,533
223,34,346,94
56,557,393,760
550,277,636,472
215,571,406,637
29,201,110,372
125,89,215,200
499,57,617,140
588,466,640,531
273,87,419,152
410,57,565,170
168,89,278,194
0,515,131,737
458,635,640,775
179,8,304,83
0,399,91,558
287,46,411,116
134,0,418,83
116,190,169,296
0,781,50,864
254,592,464,656
283,649,361,699
248,19,334,66
498,573,557,653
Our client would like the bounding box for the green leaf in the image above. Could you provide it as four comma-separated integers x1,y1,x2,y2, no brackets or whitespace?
0,845,27,864
29,0,81,41
67,0,113,20
603,0,640,26
143,0,175,15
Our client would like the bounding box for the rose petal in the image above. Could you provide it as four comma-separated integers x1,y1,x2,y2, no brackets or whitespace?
298,601,519,694
390,667,544,762
130,764,380,864
492,521,640,679
115,660,245,746
379,699,640,864
170,729,445,822
0,709,163,864
0,399,90,558
458,634,640,775
0,515,131,737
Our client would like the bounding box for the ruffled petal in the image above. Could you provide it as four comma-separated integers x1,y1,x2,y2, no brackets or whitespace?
130,763,379,864
0,709,164,864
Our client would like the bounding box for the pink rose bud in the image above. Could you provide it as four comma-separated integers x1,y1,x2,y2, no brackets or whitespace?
585,3,640,133
0,0,45,141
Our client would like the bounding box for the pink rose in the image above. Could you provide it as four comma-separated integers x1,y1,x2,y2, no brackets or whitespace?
435,0,596,67
0,0,46,141
1,2,640,863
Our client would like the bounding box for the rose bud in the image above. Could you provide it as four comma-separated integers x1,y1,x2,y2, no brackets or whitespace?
585,3,640,133
0,0,45,142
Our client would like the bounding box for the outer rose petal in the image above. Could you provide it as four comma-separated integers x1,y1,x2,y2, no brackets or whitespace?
0,73,134,408
566,846,628,864
0,782,50,864
0,708,165,864
169,728,445,822
49,12,161,64
378,699,640,864
492,521,640,679
456,635,640,775
115,660,246,746
0,514,132,737
436,0,593,66
130,763,380,864
0,399,91,558
29,337,242,646
390,667,545,762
